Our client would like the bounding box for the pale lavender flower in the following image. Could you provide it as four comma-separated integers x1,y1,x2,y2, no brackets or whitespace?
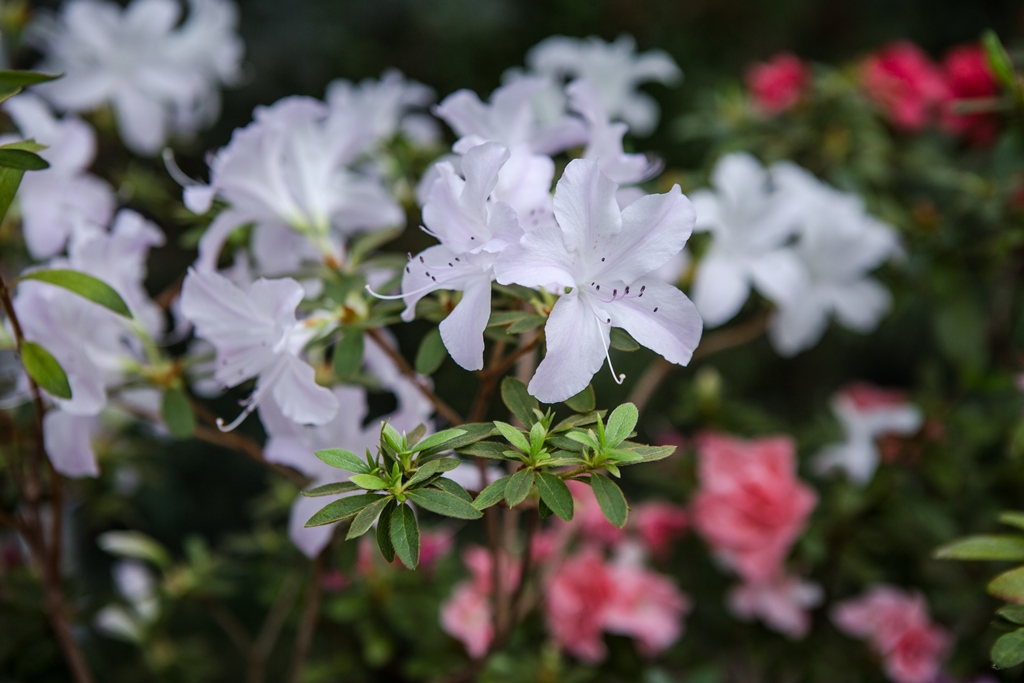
179,268,338,430
326,69,439,146
526,35,681,136
3,94,114,259
689,153,806,328
187,96,403,274
29,0,243,154
496,159,701,403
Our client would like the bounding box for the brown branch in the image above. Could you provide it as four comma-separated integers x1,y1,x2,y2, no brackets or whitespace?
627,311,772,415
467,340,507,424
202,597,252,656
247,572,303,683
287,553,325,683
365,327,464,425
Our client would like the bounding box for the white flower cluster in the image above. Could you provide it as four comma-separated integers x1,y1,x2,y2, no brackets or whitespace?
29,0,243,154
689,153,902,355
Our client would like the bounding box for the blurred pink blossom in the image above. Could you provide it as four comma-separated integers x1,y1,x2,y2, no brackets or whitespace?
746,53,809,114
564,479,627,547
940,44,999,145
728,573,823,639
418,530,455,572
633,502,688,559
603,559,691,655
692,433,817,582
440,583,493,659
832,585,950,683
861,42,949,131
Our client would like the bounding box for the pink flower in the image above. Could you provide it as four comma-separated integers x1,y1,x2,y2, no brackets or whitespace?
604,560,691,656
633,502,688,559
940,44,999,145
832,586,950,683
728,573,823,639
544,546,689,662
419,530,455,572
691,433,817,582
320,570,348,593
440,583,493,659
746,53,809,115
545,546,617,662
844,382,910,411
861,42,949,131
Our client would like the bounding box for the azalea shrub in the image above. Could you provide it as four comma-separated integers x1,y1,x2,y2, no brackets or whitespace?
1,1,1024,682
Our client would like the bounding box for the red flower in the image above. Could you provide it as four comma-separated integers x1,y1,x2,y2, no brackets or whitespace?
746,53,810,115
940,44,1000,145
861,42,949,131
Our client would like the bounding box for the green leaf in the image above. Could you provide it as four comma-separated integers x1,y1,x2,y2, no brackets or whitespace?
0,149,48,171
590,473,628,528
405,458,454,488
376,501,396,562
315,448,369,473
333,330,364,378
494,421,530,453
390,503,420,569
473,474,511,510
990,567,1024,604
553,411,602,432
421,422,495,456
301,481,362,497
563,384,596,413
505,469,535,508
97,531,172,568
537,498,554,520
487,311,531,328
305,494,383,527
565,430,600,451
411,427,467,453
0,70,61,87
1001,512,1024,531
21,342,71,399
983,30,1017,91
605,448,644,464
414,328,446,375
430,476,473,501
0,140,46,153
161,387,195,439
20,269,132,318
407,488,483,519
535,472,573,521
349,474,390,490
935,535,1024,561
0,163,25,223
615,443,676,464
999,605,1024,625
349,225,402,264
501,376,540,424
506,314,546,334
528,421,547,455
992,628,1024,669
458,441,513,460
346,496,392,540
609,328,640,351
604,403,638,448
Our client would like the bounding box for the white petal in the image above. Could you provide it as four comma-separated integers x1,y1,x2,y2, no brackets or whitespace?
43,411,98,478
768,295,830,356
748,248,808,307
493,224,575,292
460,141,509,210
813,439,879,485
439,275,493,371
691,253,751,328
270,355,339,426
552,159,622,254
608,279,702,366
597,184,694,283
289,493,340,558
113,89,169,155
528,293,607,403
400,244,485,321
830,278,891,332
195,209,250,272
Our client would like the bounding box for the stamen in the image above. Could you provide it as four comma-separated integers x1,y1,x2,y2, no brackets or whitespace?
162,148,200,188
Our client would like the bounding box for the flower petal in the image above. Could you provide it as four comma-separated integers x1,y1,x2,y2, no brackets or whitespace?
609,279,702,366
691,253,751,328
439,275,493,371
43,411,98,478
270,355,339,426
830,278,891,332
494,224,575,292
528,293,607,403
552,159,622,254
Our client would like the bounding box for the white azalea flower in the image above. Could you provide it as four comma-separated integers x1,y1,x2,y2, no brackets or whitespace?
434,75,587,156
326,69,439,146
526,35,681,136
767,163,901,356
3,94,114,259
567,78,659,207
689,153,806,328
495,159,702,403
95,561,159,644
814,383,923,484
179,268,339,430
398,142,523,372
188,96,403,274
261,339,434,557
29,0,243,154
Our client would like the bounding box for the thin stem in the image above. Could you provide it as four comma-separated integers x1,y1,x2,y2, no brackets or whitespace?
247,572,303,683
287,553,326,683
507,509,537,624
365,327,464,425
202,597,253,656
467,340,506,425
